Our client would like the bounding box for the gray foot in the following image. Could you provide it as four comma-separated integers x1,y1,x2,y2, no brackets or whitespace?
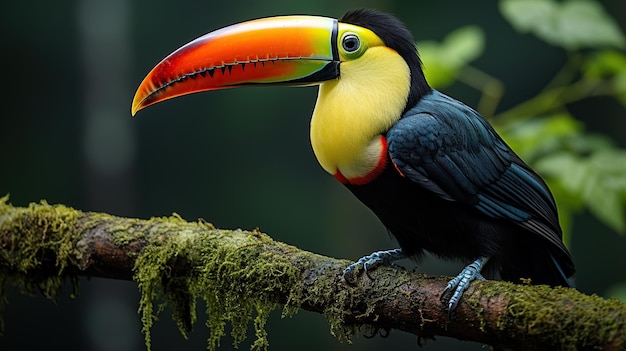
343,248,405,283
441,257,488,314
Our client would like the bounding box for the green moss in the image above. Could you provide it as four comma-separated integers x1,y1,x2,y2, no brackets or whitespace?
0,196,82,332
3,196,624,349
132,219,303,351
290,259,408,344
508,286,623,349
476,282,626,350
469,279,519,333
0,197,306,350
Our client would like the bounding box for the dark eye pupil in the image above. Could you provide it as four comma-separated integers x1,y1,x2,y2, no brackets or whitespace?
342,34,360,52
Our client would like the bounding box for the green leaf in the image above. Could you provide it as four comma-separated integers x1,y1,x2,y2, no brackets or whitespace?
566,133,615,154
500,114,626,234
525,152,584,241
582,50,626,107
444,26,485,67
543,178,583,244
583,50,626,78
584,176,625,234
419,42,457,88
535,150,626,234
499,0,556,36
420,26,485,89
499,0,626,50
535,152,586,195
498,113,583,161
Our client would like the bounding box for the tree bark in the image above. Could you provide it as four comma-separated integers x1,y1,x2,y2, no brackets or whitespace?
0,197,624,350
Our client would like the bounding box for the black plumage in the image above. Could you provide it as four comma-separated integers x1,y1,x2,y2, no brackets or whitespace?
341,9,575,287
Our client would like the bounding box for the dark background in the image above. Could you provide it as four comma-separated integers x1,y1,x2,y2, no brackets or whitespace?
1,1,625,350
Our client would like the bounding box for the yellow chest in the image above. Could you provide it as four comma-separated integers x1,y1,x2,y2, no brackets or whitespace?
309,46,411,183
310,81,389,181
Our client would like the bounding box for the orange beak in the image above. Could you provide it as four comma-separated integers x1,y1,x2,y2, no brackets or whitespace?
131,16,340,115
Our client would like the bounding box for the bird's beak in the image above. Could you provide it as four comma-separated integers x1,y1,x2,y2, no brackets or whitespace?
131,16,339,115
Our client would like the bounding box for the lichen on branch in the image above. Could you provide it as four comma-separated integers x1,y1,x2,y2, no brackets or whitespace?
132,218,304,350
0,196,307,350
1,196,625,351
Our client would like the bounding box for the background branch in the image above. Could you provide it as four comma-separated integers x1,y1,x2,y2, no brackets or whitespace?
0,197,624,350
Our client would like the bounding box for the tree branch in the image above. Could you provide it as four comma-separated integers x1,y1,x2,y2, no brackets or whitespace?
0,197,624,350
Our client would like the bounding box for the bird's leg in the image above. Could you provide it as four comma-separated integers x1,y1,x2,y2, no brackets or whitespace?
343,248,405,283
441,256,488,315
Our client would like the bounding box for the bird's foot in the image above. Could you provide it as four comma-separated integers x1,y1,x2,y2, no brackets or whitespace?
441,257,488,315
343,248,405,284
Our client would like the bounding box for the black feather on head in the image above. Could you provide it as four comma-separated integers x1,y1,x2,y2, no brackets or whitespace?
340,9,431,111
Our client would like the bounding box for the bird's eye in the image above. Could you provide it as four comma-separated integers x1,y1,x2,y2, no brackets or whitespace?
341,33,361,53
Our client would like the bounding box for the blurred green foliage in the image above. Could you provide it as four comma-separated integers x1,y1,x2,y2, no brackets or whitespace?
421,0,626,243
1,0,625,350
418,26,485,88
500,0,625,50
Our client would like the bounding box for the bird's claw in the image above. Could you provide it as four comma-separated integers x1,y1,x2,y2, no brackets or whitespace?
440,257,487,315
343,248,405,284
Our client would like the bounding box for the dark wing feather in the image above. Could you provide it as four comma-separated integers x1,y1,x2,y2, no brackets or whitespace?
387,91,562,245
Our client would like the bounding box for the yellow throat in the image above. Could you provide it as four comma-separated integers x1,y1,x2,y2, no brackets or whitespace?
310,45,411,183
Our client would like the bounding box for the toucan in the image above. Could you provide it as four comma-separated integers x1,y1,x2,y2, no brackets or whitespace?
132,9,575,313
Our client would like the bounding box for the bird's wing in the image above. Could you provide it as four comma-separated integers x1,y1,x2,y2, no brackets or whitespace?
387,91,563,247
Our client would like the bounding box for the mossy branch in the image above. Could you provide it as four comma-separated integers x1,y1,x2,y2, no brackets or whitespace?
1,197,625,350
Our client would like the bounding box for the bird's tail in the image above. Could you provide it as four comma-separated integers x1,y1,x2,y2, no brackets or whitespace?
499,241,574,287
